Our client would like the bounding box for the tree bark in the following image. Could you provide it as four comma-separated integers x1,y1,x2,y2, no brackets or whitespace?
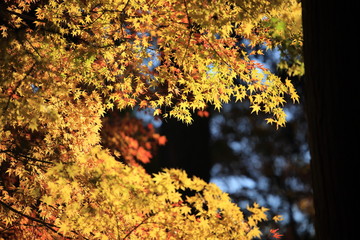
302,1,358,239
157,114,211,182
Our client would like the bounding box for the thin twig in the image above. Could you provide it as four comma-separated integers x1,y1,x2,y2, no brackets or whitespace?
200,35,231,68
4,151,54,165
2,63,35,114
122,214,155,239
180,0,193,66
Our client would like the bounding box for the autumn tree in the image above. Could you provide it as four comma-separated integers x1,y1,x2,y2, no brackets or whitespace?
1,0,301,239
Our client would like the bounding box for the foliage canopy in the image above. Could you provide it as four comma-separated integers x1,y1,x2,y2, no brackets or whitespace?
0,0,302,239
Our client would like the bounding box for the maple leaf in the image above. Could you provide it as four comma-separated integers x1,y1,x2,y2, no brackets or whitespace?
270,228,283,239
242,22,254,37
153,109,162,116
272,215,284,222
136,146,152,163
250,104,261,114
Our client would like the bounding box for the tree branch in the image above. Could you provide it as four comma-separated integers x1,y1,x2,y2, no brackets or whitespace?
0,200,61,236
4,9,47,24
2,150,54,165
2,63,35,115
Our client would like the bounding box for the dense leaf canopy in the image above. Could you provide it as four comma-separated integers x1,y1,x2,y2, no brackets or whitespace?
0,0,302,239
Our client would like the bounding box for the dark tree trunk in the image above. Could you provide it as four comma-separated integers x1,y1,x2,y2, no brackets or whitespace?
157,114,211,182
302,1,358,240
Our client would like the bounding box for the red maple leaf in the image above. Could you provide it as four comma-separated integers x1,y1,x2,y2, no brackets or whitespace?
270,229,283,239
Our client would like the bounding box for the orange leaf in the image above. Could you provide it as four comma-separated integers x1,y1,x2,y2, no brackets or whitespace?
157,136,167,145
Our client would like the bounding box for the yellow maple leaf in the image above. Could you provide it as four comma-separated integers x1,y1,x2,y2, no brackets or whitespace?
250,104,261,114
243,22,254,37
153,108,162,116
